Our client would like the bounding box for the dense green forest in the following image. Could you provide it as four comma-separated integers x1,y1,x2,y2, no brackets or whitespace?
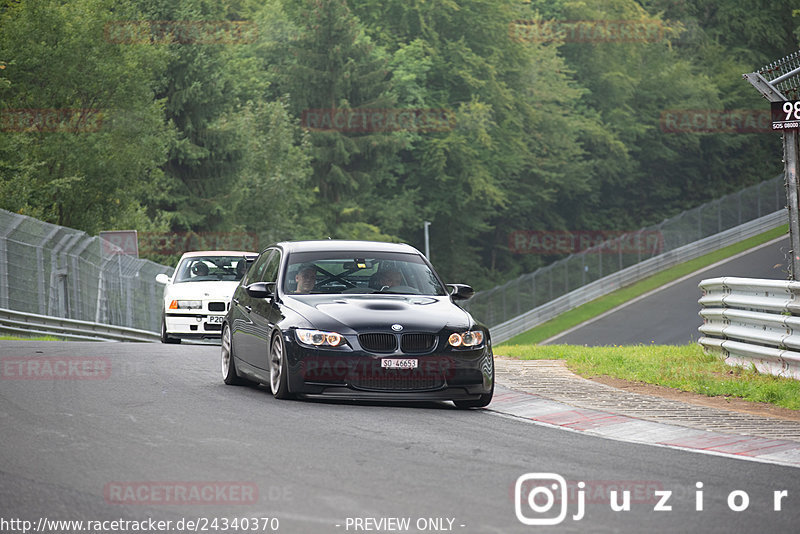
1,0,798,288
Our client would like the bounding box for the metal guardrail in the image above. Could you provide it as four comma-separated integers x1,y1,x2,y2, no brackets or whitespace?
698,277,800,380
466,174,785,328
0,307,159,342
0,208,173,333
489,210,788,344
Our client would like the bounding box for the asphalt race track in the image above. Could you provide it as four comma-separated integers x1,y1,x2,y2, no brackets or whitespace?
547,236,791,346
1,340,799,533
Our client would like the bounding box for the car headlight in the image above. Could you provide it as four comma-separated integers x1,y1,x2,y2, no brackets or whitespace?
448,330,484,347
296,329,345,347
169,300,202,310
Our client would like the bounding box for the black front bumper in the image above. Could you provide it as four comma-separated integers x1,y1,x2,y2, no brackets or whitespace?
282,334,494,400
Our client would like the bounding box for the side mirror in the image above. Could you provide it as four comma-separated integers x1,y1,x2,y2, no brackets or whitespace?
245,282,276,299
155,273,171,285
448,284,475,301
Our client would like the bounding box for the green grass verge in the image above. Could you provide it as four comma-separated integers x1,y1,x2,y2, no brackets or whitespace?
500,225,788,346
500,343,800,410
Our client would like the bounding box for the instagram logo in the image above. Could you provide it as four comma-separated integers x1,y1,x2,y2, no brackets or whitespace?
514,473,790,523
515,473,576,526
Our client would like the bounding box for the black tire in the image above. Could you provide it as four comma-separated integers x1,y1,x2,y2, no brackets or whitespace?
161,316,181,344
453,364,494,409
269,332,293,399
221,323,246,385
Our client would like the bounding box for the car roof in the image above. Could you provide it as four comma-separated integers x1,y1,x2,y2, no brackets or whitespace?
179,251,257,258
272,240,422,255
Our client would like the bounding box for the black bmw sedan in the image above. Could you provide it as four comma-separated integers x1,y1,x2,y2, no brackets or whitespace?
220,240,494,408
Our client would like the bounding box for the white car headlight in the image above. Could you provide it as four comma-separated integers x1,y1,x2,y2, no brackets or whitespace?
169,300,202,310
296,329,345,347
448,330,484,347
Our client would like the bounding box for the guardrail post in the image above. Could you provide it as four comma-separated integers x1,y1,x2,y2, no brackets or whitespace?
126,262,143,328
0,216,24,310
698,206,703,241
49,234,72,316
69,238,92,321
484,288,492,327
597,249,602,278
95,253,115,324
37,226,61,315
785,130,800,278
581,253,586,285
60,233,83,319
737,190,742,225
501,284,507,324
743,57,800,278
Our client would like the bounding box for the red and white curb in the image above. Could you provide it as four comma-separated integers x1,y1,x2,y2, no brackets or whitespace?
488,386,800,468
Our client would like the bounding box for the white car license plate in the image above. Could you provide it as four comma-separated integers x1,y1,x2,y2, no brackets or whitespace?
207,315,224,324
381,358,418,370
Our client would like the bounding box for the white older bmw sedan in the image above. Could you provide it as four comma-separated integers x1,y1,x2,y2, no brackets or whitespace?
155,251,257,344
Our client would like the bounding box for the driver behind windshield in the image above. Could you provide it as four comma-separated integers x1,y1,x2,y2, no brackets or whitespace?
191,261,209,278
283,253,446,296
293,265,317,293
377,269,402,289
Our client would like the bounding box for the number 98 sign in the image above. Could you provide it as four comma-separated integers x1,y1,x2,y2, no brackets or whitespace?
771,100,800,130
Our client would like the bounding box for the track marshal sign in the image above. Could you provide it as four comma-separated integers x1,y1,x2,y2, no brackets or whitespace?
771,100,800,130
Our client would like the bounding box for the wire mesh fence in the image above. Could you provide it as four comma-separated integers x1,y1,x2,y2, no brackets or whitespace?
463,174,786,328
0,209,173,333
0,173,787,334
758,49,800,100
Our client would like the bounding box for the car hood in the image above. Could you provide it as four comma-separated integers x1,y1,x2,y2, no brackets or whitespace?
164,281,240,300
283,294,474,333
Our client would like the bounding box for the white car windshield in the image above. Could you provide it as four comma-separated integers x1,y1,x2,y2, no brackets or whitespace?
174,256,249,283
283,251,447,296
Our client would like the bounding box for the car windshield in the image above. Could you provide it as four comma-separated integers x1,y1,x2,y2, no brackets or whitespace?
284,251,447,296
174,256,249,283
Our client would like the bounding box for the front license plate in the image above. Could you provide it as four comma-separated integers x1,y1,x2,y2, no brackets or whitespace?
381,358,418,369
207,315,224,324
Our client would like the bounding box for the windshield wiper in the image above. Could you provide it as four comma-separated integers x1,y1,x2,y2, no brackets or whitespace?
375,288,416,295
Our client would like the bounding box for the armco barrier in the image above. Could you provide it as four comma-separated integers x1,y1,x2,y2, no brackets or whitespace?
698,277,800,379
0,208,173,333
489,210,788,344
465,174,785,329
0,307,159,342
